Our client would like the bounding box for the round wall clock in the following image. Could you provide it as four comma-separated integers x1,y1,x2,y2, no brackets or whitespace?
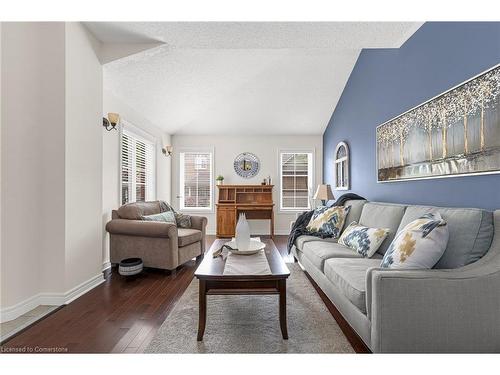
233,152,260,178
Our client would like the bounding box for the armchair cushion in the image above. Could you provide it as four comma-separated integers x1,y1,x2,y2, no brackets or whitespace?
177,228,202,247
117,201,162,219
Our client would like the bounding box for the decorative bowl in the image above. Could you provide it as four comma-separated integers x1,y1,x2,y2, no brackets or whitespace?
224,238,266,255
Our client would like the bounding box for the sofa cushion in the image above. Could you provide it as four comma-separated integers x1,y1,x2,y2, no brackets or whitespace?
359,202,407,255
397,205,494,269
306,206,351,238
177,228,202,247
343,199,367,228
294,235,338,251
118,201,162,219
324,258,382,314
302,241,381,271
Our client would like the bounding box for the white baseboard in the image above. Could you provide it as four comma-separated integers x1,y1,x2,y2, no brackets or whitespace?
0,294,42,324
0,273,105,323
102,261,112,272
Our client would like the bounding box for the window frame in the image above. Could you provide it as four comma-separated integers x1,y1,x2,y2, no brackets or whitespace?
119,122,157,205
178,147,214,213
278,149,315,212
334,141,350,191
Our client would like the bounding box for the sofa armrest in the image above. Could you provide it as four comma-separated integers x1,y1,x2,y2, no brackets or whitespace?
189,215,208,253
366,266,500,352
106,219,178,239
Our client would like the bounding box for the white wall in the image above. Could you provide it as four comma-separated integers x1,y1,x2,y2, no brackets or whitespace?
64,22,103,290
1,23,67,313
1,22,104,321
0,23,3,309
171,135,323,235
102,89,171,268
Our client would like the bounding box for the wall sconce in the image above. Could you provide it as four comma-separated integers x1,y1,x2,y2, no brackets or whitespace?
162,145,173,157
103,113,120,131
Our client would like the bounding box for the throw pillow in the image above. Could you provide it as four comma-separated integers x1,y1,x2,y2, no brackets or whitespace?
159,200,176,213
338,221,390,257
175,212,192,228
306,205,350,238
141,211,177,224
381,212,449,269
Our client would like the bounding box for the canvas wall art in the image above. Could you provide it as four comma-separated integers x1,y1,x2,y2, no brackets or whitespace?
377,64,500,182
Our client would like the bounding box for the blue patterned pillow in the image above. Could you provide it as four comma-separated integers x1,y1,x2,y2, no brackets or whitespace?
141,211,176,225
306,206,350,238
338,221,390,257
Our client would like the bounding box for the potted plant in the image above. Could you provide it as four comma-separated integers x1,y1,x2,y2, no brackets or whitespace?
216,175,224,185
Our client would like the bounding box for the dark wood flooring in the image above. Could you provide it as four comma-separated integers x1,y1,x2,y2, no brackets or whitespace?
1,235,367,353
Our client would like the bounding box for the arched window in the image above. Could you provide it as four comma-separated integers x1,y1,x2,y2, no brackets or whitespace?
334,142,349,190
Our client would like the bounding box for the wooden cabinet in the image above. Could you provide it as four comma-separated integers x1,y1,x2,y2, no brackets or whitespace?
216,206,236,237
216,185,274,238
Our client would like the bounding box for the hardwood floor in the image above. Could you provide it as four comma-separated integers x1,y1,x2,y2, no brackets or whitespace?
0,235,366,353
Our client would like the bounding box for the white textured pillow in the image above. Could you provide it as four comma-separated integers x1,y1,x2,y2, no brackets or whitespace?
381,212,449,269
338,221,390,258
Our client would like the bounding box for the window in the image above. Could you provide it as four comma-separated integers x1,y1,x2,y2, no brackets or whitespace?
121,129,156,205
179,151,213,210
280,151,314,210
334,142,350,190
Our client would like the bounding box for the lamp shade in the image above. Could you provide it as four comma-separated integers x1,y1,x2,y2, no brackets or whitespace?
313,184,334,201
108,113,120,126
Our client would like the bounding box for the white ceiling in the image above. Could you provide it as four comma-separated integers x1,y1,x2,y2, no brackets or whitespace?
86,22,422,135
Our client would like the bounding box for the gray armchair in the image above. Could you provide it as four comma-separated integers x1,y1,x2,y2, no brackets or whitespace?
106,201,207,270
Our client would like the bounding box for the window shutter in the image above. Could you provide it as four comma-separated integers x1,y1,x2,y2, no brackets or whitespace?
121,129,156,205
180,152,212,210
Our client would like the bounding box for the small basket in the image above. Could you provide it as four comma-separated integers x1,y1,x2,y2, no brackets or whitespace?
118,258,143,276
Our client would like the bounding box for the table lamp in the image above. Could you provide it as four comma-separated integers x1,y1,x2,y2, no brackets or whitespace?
313,184,334,206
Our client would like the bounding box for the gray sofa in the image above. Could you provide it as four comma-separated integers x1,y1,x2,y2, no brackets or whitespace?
292,200,500,353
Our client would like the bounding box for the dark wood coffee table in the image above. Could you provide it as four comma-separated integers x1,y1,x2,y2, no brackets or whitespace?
194,238,290,341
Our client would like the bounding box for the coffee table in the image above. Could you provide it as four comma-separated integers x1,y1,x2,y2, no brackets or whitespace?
194,238,290,341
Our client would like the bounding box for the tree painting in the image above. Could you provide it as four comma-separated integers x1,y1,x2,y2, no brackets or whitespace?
377,65,500,182
393,115,411,166
414,102,439,161
455,83,477,155
469,69,500,151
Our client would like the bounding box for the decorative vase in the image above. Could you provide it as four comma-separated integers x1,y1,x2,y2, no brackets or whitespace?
216,180,223,185
235,213,250,251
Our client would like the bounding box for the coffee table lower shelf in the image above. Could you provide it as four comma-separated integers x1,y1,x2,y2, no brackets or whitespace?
196,278,288,341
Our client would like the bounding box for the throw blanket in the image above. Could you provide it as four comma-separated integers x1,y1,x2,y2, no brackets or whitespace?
287,193,366,253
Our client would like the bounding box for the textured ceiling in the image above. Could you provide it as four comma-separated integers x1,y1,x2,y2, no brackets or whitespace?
86,22,423,135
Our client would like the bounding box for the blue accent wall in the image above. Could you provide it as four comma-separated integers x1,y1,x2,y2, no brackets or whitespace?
323,22,500,210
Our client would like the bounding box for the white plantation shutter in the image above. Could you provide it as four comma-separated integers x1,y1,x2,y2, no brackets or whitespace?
280,151,313,210
180,151,213,210
121,129,156,205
